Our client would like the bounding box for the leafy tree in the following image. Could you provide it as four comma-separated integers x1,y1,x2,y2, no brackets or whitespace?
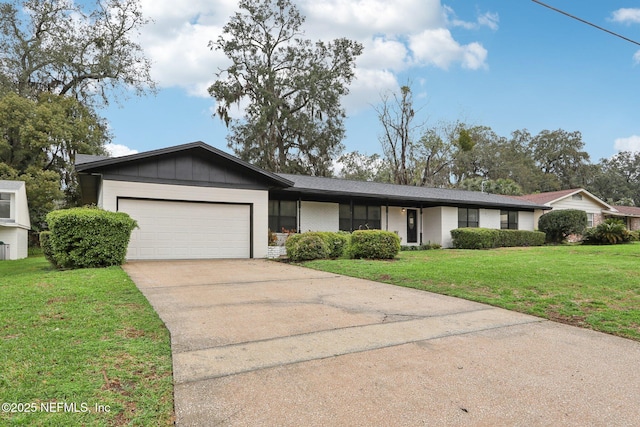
590,151,640,206
459,177,523,196
0,0,155,105
209,0,362,175
0,92,108,229
414,123,458,187
0,162,62,232
530,129,591,191
335,151,388,182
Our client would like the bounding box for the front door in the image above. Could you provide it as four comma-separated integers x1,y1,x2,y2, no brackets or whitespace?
407,209,418,243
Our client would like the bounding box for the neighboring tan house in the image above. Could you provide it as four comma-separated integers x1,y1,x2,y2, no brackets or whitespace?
514,188,640,232
75,141,549,260
606,205,640,231
0,180,31,260
514,188,612,229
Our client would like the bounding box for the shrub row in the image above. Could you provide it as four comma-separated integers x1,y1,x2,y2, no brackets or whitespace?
450,228,546,249
400,243,442,251
41,207,137,269
285,230,400,261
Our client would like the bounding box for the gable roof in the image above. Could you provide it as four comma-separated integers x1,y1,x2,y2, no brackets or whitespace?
513,188,613,210
276,174,549,210
76,141,294,188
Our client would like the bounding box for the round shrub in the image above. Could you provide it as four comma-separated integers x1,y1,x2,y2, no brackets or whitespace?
315,231,350,258
45,207,137,269
538,209,587,243
348,230,400,259
285,232,329,261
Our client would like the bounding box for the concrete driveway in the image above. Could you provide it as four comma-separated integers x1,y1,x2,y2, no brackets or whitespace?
123,259,640,426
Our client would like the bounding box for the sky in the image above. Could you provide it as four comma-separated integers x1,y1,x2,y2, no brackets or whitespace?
101,0,640,165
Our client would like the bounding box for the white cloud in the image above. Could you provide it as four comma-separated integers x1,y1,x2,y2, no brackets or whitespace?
136,0,493,108
409,29,488,70
105,143,139,157
610,8,640,25
614,135,640,152
444,6,499,31
634,50,640,65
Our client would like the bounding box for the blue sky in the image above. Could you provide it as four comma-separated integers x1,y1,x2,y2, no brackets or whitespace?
102,0,640,165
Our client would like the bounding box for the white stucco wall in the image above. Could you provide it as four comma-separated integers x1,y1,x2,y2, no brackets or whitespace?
480,209,500,229
386,207,407,245
519,211,535,231
299,201,339,232
0,227,28,260
100,180,269,258
421,206,458,248
422,207,443,246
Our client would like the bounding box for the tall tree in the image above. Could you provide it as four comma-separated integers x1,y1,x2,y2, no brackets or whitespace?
0,92,108,229
335,151,388,182
590,151,640,206
376,85,420,185
209,0,362,175
530,129,591,191
0,0,155,105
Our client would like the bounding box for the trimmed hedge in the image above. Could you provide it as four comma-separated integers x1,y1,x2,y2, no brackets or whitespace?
348,230,400,259
451,228,545,249
401,243,442,251
315,231,350,258
39,230,55,265
538,209,587,243
285,231,350,261
44,207,137,269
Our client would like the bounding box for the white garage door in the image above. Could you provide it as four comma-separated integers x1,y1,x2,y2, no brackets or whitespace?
119,199,251,260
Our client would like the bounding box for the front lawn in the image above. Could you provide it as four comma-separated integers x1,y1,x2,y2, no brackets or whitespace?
303,243,640,341
0,256,174,426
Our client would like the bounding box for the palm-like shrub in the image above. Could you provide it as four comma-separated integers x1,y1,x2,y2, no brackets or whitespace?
582,219,632,245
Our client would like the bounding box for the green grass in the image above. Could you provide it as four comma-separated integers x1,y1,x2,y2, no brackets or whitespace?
303,243,640,341
0,256,174,426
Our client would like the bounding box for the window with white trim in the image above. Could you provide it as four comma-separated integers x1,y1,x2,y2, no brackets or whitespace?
0,193,10,219
586,212,594,228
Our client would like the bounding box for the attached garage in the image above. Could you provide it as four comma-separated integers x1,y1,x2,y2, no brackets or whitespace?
75,142,293,260
119,199,251,260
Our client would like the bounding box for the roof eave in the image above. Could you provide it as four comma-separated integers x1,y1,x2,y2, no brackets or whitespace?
76,141,293,188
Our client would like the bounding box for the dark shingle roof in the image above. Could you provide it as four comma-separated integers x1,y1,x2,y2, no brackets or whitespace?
76,154,110,165
276,174,549,210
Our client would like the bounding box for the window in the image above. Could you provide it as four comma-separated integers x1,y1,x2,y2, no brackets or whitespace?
339,204,351,231
458,208,479,228
500,210,518,230
572,194,583,201
339,203,381,231
0,193,10,219
586,213,594,228
269,200,297,232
